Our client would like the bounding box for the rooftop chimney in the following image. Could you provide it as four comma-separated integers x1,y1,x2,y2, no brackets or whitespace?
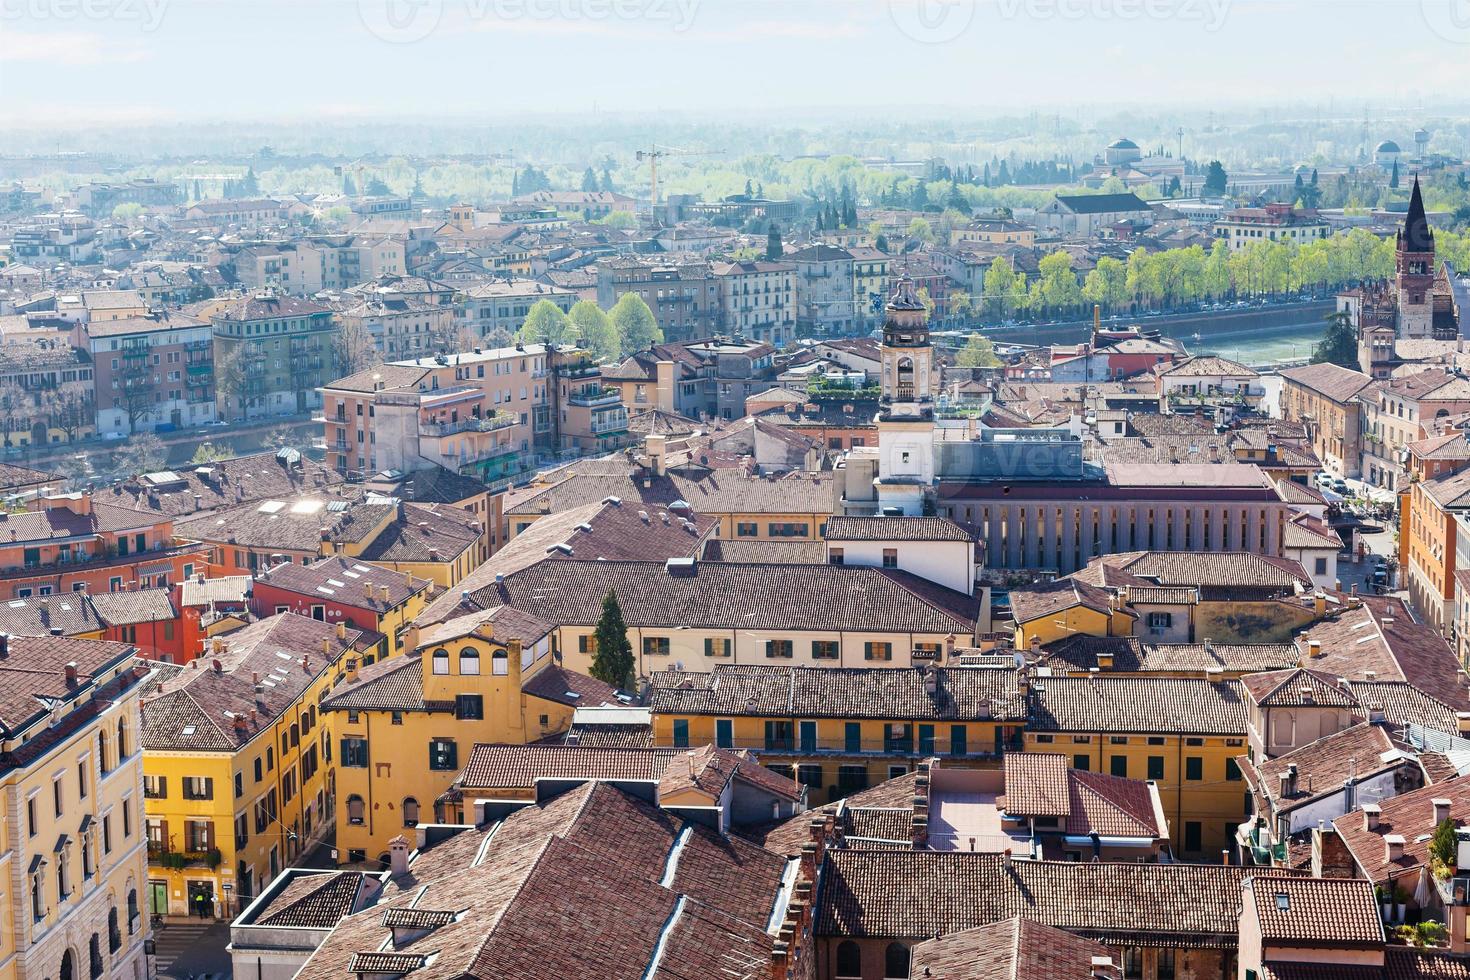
1307,639,1322,658
1364,804,1382,832
336,621,346,640
64,661,78,686
388,835,411,877
1386,834,1407,862
1434,798,1453,825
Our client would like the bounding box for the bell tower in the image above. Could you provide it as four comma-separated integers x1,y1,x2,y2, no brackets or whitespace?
1395,176,1435,339
876,278,936,515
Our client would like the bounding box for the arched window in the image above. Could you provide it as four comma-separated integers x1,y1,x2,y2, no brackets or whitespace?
108,908,120,952
347,795,365,825
431,649,450,675
459,648,480,676
835,941,862,979
884,942,910,980
98,729,109,773
60,949,74,980
117,718,127,760
89,934,103,979
491,650,508,676
402,798,419,827
126,889,138,932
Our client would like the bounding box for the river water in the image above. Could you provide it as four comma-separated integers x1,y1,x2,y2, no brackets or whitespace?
1192,325,1326,367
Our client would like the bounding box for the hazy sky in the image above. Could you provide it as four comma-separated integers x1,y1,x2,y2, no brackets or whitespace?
4,0,1470,125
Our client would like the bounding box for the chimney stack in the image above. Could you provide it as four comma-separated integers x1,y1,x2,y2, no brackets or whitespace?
336,621,347,640
1307,638,1322,658
64,661,78,686
388,835,411,877
1434,798,1453,825
1385,834,1407,863
1364,804,1382,832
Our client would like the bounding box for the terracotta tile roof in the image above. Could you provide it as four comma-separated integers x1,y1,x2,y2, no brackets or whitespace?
1066,768,1162,838
909,917,1119,980
353,503,482,565
518,664,622,709
103,452,345,518
256,556,433,613
1086,551,1311,599
1333,775,1470,883
417,605,555,649
87,588,176,627
1283,513,1342,549
179,575,252,607
1408,431,1470,461
482,559,978,635
456,745,680,791
1278,361,1376,403
1028,676,1247,735
999,753,1070,817
1239,722,1408,812
701,539,826,564
296,781,790,980
816,850,1294,947
560,723,653,748
417,500,712,625
0,635,135,736
361,466,490,506
657,744,804,802
1245,876,1381,946
1384,947,1470,979
1140,642,1298,674
141,613,362,751
742,772,923,856
317,655,423,712
1299,596,1470,710
824,516,974,542
252,871,370,929
1350,681,1462,733
1010,578,1121,626
650,665,1026,722
1240,668,1360,708
0,593,103,637
502,469,837,519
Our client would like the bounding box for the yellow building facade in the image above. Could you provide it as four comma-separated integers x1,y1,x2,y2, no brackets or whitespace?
649,664,1026,804
139,614,363,918
0,636,152,980
1024,675,1248,859
321,609,617,865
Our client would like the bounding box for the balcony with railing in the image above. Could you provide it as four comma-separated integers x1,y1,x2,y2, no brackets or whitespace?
420,411,517,437
590,412,629,436
568,386,622,408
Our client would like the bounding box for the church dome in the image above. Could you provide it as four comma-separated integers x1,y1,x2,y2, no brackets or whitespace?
1107,138,1139,150
1375,139,1401,153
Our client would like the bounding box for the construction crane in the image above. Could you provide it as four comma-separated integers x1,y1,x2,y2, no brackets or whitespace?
634,144,716,220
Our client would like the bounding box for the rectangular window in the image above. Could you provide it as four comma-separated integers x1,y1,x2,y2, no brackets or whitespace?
828,548,844,565
844,722,862,754
1226,758,1242,782
1147,612,1172,629
340,738,369,768
882,548,898,568
918,724,935,755
578,634,597,654
642,636,670,657
950,725,967,757
766,639,793,659
715,719,733,749
736,522,758,537
811,640,839,660
1072,754,1091,771
428,738,458,771
455,695,484,720
703,637,731,658
181,776,213,801
672,719,689,748
143,775,166,799
1184,821,1202,853
1186,757,1204,781
1147,756,1165,780
764,721,794,751
863,641,892,661
1110,755,1128,778
799,721,817,753
796,764,823,789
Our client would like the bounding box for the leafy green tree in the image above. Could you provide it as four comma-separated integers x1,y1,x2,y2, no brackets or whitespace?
1083,255,1129,311
596,210,637,230
956,333,1000,368
517,299,571,346
569,301,618,361
1430,818,1458,873
907,217,934,246
115,434,167,478
610,293,662,354
875,233,889,253
1203,160,1229,196
589,591,635,690
191,442,235,464
1036,250,1083,316
983,256,1023,319
111,203,144,222
1312,311,1359,368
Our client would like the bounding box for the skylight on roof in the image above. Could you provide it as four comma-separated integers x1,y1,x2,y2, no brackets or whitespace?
290,500,324,515
7,600,24,608
257,501,285,514
181,725,196,736
326,579,346,588
275,651,293,660
1274,893,1290,911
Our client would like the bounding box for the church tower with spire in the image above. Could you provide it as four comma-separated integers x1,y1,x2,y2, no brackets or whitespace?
875,278,937,515
1395,175,1435,338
